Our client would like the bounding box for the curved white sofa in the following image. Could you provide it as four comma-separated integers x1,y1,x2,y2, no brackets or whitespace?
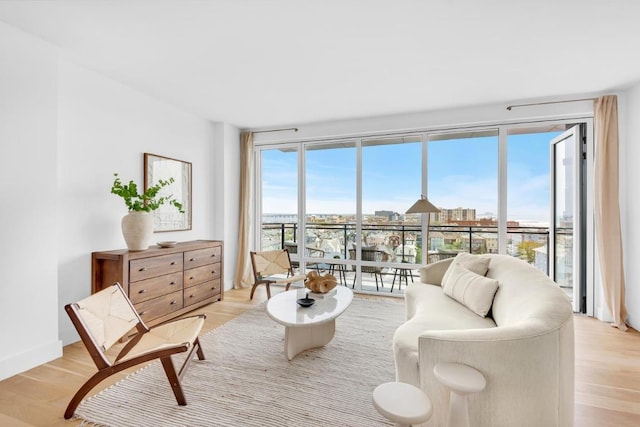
393,254,574,427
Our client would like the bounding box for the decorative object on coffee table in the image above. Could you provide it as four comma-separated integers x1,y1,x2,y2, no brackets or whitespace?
304,270,338,294
111,172,184,251
296,292,316,307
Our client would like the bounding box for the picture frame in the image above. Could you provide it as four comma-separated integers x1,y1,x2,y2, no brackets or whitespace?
144,153,192,232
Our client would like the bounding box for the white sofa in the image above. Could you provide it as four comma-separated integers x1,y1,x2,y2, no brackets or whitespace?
393,254,574,427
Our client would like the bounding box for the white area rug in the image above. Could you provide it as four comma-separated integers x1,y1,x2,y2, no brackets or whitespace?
75,297,405,426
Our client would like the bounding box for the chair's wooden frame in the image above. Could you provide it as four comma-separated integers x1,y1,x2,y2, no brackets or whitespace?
249,249,305,299
63,283,206,419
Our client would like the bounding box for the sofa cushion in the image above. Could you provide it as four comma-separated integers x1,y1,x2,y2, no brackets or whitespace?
441,252,490,287
442,262,499,317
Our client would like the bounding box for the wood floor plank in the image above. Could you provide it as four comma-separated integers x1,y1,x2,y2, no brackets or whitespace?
0,286,638,426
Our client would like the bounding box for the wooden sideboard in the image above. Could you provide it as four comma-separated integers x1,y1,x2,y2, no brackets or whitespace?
91,240,223,327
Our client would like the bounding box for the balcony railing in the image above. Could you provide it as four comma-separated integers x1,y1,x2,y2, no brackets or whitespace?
261,222,550,294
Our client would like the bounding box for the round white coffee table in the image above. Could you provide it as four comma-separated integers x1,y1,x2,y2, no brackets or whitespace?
266,286,353,360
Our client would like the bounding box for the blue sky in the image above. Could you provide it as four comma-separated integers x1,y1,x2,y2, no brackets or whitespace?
262,131,559,223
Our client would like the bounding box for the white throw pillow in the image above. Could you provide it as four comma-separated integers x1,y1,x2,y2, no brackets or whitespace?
442,262,499,317
441,252,491,287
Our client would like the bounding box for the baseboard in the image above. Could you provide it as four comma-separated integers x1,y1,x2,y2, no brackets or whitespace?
0,340,62,381
595,304,613,323
626,313,638,331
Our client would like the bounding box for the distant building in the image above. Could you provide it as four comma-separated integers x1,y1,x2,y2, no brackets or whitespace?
431,207,476,224
477,233,498,253
460,234,487,253
375,210,401,221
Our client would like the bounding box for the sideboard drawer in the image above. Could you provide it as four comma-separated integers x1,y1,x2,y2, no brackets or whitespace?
130,253,183,282
129,272,184,304
135,290,183,323
184,246,221,269
184,263,221,287
184,279,222,307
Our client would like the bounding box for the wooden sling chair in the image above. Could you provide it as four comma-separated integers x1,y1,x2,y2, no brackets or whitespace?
249,249,306,299
63,282,206,419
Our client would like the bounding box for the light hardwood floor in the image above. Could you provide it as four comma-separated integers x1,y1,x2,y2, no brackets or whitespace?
0,287,638,426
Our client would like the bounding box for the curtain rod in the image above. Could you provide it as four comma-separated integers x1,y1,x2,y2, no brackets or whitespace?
252,127,299,134
506,97,596,111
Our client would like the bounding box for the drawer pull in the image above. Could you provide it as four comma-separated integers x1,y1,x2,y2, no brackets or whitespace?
190,276,195,280
170,261,176,265
138,311,147,316
170,300,177,305
189,258,195,262
190,294,196,298
211,270,216,274
138,289,147,294
211,254,216,258
139,267,147,272
170,281,177,285
211,286,216,291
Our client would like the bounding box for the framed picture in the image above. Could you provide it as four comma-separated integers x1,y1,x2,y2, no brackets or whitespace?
144,153,192,232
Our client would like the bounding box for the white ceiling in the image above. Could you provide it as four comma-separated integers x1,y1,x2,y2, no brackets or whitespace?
1,0,639,129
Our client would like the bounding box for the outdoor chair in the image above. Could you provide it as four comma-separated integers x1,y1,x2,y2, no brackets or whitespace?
250,249,307,299
283,242,327,272
349,247,386,291
63,283,206,419
427,251,460,264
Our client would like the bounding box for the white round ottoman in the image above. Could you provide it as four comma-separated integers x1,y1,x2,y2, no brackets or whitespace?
433,363,486,427
373,382,433,427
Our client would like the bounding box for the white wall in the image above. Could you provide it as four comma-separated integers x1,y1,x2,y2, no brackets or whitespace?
622,84,640,330
212,123,240,290
0,23,62,380
57,60,218,345
0,20,228,379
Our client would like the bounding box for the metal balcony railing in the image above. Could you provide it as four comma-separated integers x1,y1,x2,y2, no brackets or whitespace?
261,222,551,278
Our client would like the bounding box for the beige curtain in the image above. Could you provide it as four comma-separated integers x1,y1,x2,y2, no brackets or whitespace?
594,95,628,331
233,132,255,289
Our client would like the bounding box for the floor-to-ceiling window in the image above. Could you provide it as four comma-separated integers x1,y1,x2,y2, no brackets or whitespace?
259,146,298,252
427,130,499,259
255,119,592,307
303,141,357,282
359,136,422,292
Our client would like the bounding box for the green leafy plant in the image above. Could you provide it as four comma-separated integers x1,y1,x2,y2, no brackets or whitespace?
111,173,184,213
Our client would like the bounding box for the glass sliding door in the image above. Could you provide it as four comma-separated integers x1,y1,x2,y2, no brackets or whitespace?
254,120,592,303
359,136,422,292
259,147,298,253
303,141,356,282
427,130,499,260
506,126,561,272
550,126,584,311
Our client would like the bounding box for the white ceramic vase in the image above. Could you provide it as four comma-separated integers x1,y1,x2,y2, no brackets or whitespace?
121,211,154,251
